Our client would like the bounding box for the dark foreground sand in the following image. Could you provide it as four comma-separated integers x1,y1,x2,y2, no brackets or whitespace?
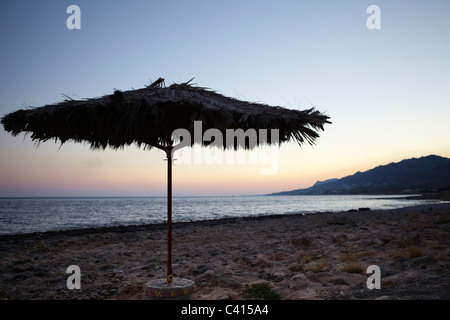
1,203,449,300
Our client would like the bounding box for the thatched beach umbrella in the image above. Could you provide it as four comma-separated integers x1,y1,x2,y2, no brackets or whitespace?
1,78,330,287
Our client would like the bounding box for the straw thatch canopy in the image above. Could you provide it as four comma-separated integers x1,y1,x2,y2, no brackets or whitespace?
1,78,330,151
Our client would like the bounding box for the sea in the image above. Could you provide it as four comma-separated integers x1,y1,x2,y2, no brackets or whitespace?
0,195,442,235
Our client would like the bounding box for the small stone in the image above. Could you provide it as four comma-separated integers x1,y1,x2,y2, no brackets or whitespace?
413,256,436,265
259,272,287,282
289,264,304,272
221,276,239,286
195,264,211,275
252,256,273,268
113,268,124,274
332,233,348,243
214,266,229,277
264,249,275,255
195,270,218,286
393,257,409,267
291,237,311,248
375,295,390,300
327,217,356,227
102,281,115,289
331,278,349,286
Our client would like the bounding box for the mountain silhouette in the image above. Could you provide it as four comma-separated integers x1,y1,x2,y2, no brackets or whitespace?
269,155,450,195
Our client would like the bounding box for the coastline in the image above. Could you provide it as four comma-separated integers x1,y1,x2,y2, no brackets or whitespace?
1,202,449,300
1,194,444,237
1,197,447,239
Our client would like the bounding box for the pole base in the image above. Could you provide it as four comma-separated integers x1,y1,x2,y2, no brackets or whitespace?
144,278,196,300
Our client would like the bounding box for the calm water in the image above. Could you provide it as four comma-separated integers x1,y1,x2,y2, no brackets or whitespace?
0,195,440,235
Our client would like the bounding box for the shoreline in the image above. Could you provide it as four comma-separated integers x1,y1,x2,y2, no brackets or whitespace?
1,200,449,240
1,202,449,300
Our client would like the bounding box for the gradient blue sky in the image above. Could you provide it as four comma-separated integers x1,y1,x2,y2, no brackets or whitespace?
1,0,449,197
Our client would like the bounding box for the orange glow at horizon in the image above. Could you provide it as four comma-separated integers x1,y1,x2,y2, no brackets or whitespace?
1,131,450,197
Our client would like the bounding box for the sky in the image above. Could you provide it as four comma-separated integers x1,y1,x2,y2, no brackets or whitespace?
0,0,449,197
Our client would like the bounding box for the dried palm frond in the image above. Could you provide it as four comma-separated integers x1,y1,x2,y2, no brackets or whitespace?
1,78,331,151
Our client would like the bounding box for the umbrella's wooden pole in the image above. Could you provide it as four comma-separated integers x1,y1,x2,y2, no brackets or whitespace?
166,148,173,284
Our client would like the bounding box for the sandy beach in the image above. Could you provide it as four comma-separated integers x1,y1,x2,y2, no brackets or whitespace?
1,202,449,300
